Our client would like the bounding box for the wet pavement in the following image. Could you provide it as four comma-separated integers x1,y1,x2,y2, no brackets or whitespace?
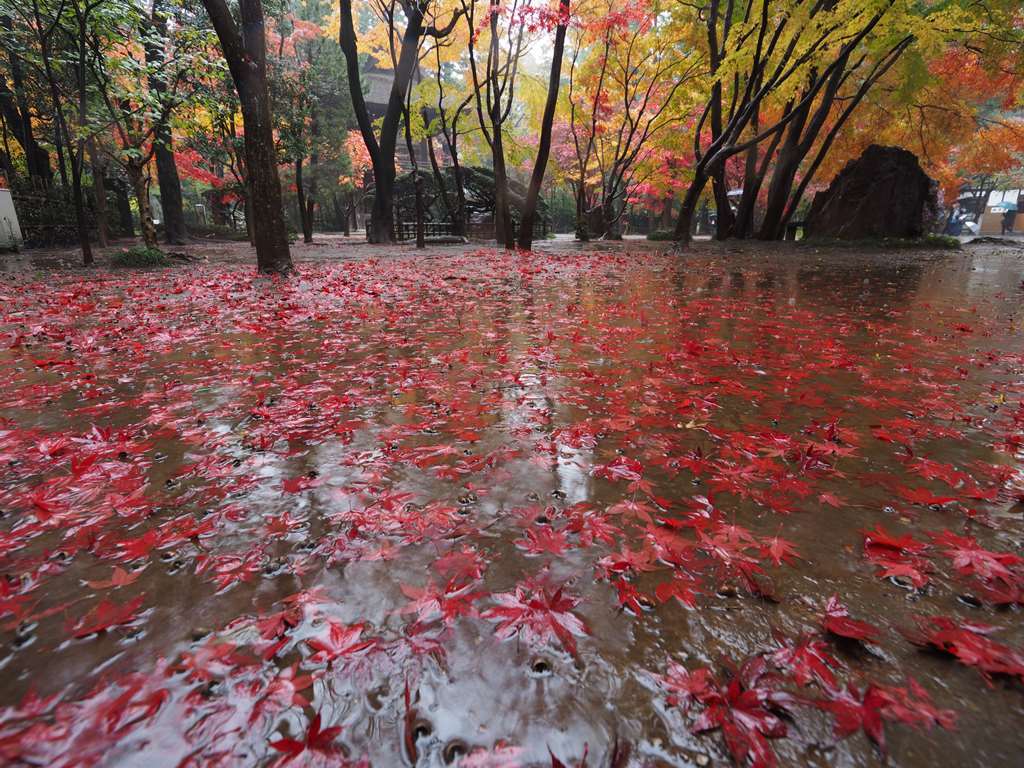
0,240,1023,767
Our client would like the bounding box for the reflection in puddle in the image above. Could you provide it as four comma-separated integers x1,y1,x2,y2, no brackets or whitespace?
0,246,1023,766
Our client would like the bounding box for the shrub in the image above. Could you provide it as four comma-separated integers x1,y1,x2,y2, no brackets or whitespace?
111,245,171,268
647,230,676,241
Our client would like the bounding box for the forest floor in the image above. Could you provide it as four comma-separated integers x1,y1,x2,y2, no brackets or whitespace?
1,236,1023,767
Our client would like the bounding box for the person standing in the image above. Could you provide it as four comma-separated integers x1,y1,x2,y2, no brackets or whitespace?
1002,208,1015,235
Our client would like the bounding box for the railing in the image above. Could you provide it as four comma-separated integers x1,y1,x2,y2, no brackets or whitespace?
393,219,550,243
394,221,455,241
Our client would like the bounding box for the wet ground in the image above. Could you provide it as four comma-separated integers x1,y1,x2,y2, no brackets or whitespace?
1,238,1023,767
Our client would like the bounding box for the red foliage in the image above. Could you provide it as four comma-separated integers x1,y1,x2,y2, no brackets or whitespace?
821,596,882,644
902,615,1024,684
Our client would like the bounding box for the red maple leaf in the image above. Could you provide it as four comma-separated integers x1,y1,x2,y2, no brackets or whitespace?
592,455,644,483
483,583,589,656
399,579,484,623
514,526,570,556
305,620,376,665
822,596,881,644
901,615,1024,684
817,678,955,755
269,713,342,762
760,536,800,567
688,656,800,768
281,475,322,493
654,575,702,608
656,660,714,710
432,546,486,582
768,635,841,689
860,524,928,557
929,530,1023,584
69,596,145,638
85,566,142,590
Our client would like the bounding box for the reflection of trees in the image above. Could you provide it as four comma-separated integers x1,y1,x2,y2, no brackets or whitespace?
796,260,923,313
728,271,746,298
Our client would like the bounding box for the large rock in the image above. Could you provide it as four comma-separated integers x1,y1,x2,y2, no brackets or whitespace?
804,145,938,240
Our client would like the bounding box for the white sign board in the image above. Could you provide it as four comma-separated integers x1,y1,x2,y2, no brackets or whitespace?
0,189,23,250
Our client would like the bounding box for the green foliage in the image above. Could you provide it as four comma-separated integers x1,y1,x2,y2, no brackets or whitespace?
647,230,676,241
111,245,171,268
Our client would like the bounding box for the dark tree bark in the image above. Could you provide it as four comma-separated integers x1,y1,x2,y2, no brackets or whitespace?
660,196,674,230
757,64,844,240
146,0,188,245
491,124,513,248
673,167,708,241
0,80,50,186
674,0,892,243
0,16,52,186
402,109,425,249
431,57,470,237
303,111,319,243
757,37,912,239
202,0,292,273
113,178,134,235
338,0,457,244
31,0,90,262
295,158,312,242
128,161,159,247
88,139,109,246
154,139,188,244
711,162,734,240
425,122,455,229
734,102,787,238
485,1,513,249
517,0,568,250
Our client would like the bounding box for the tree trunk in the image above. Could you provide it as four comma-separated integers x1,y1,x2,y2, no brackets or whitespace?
202,0,292,273
674,168,709,242
735,113,786,239
303,193,315,243
367,168,395,243
711,162,734,240
0,73,51,186
425,122,456,231
130,163,158,248
660,197,674,230
575,185,590,241
296,157,313,243
302,110,318,243
245,195,255,245
114,178,134,236
492,130,514,249
336,193,350,235
147,1,188,245
517,0,568,251
734,140,760,239
88,141,108,247
209,188,226,226
69,158,92,265
306,127,318,242
602,198,622,240
757,110,812,240
338,0,429,245
154,138,187,244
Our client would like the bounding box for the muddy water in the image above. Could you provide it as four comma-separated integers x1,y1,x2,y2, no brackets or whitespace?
0,243,1023,767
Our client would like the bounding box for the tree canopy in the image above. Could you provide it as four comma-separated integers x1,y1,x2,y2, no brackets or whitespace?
0,0,1020,267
